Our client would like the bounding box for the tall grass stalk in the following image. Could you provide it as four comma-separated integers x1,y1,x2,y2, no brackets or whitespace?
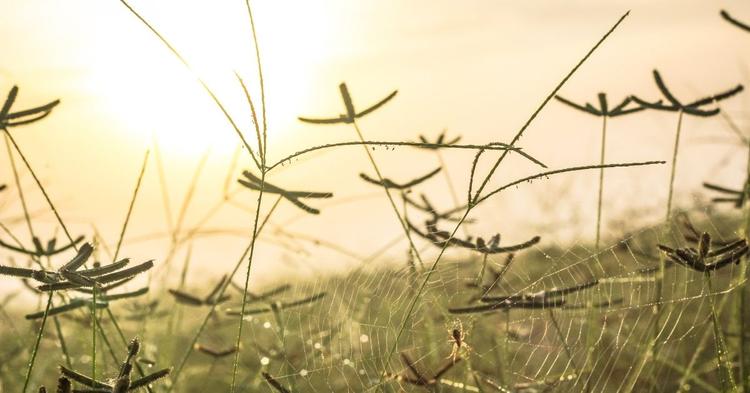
634,110,686,386
738,139,750,391
351,121,428,272
52,316,72,369
595,115,608,250
117,6,274,391
114,150,150,261
229,173,265,392
91,286,97,382
152,136,175,233
665,111,685,222
3,129,77,246
705,272,738,391
21,292,52,393
3,132,34,241
677,279,735,389
167,195,281,391
3,127,82,391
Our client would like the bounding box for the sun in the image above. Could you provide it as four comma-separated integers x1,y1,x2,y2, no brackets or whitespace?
89,0,337,159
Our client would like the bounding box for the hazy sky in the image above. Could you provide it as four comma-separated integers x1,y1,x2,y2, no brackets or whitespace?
1,1,749,284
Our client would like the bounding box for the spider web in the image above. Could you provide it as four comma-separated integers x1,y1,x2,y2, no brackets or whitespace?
161,202,746,392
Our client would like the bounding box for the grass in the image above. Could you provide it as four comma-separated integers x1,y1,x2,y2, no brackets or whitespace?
1,3,750,393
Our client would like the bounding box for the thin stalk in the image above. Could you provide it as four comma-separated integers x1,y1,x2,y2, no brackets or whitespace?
21,292,53,393
475,254,489,288
351,121,427,273
4,129,77,375
677,286,734,390
102,308,154,393
3,128,78,248
436,149,471,239
739,140,750,392
120,0,262,170
471,11,630,204
94,315,120,367
665,111,684,221
705,272,738,392
113,150,149,261
4,131,34,239
244,0,268,165
170,244,192,341
548,309,579,374
165,195,281,392
7,124,80,391
436,149,461,215
640,110,685,380
91,287,97,382
230,170,266,392
152,136,174,233
595,115,607,251
52,316,72,369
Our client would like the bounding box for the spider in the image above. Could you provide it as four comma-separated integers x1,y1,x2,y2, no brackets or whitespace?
447,320,471,362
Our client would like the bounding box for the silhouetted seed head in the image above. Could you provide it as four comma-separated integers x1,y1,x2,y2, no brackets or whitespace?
195,344,238,358
721,9,750,33
262,372,291,393
416,131,462,150
703,181,748,209
391,351,461,387
359,167,441,190
297,82,397,124
53,377,73,393
116,362,133,392
38,387,46,393
0,85,60,128
658,236,748,272
0,234,83,258
408,217,540,255
699,233,711,259
631,70,744,117
129,368,171,390
237,170,332,214
113,375,130,393
226,292,326,316
555,93,646,117
128,337,140,359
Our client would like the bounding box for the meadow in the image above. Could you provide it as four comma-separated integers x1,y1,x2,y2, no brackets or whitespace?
2,2,750,392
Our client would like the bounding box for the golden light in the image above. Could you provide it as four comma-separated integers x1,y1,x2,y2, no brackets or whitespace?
89,0,340,158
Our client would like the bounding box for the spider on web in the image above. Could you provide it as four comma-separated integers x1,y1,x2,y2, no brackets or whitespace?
447,319,471,362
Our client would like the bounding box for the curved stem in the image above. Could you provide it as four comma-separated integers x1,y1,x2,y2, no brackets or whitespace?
266,140,544,172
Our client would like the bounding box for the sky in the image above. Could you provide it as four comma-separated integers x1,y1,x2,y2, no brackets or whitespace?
1,0,749,286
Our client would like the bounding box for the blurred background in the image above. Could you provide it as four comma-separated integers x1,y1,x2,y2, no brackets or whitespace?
1,0,749,285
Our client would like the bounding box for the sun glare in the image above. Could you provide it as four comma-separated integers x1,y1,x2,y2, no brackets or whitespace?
91,0,336,158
